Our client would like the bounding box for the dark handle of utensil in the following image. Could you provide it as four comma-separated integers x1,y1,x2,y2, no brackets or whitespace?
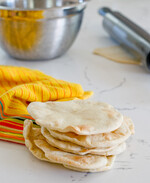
99,7,150,71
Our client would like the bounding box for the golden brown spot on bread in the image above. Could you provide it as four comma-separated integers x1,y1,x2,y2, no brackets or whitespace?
62,131,87,141
77,125,91,132
70,156,93,164
107,112,114,119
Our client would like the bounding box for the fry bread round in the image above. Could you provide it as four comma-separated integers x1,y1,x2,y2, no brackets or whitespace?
41,127,126,156
23,119,48,161
64,156,116,172
93,46,142,65
23,120,115,172
27,100,123,135
49,116,134,148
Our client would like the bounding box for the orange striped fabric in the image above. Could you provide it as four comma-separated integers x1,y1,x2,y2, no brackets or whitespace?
0,66,93,144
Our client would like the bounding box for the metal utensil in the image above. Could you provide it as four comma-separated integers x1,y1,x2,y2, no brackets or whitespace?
0,0,86,60
99,7,150,71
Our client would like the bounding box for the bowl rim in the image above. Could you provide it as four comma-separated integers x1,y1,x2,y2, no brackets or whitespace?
0,1,86,11
0,1,87,18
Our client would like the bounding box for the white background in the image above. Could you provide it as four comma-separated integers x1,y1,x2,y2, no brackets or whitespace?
0,0,150,182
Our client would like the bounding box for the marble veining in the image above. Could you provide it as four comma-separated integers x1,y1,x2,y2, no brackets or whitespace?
84,66,92,86
99,78,126,94
116,107,137,111
70,173,90,182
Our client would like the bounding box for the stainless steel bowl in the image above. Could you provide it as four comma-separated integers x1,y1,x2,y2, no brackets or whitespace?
0,0,86,60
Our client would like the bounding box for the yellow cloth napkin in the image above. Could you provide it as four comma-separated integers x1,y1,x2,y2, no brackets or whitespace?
0,66,93,144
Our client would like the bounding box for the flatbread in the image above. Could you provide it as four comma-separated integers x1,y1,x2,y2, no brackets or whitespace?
35,139,107,170
64,156,116,172
27,100,123,135
49,116,134,148
41,127,126,156
35,139,116,172
23,119,115,172
23,119,48,161
94,46,142,65
125,116,135,134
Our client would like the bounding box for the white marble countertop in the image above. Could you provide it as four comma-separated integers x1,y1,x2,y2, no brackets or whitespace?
0,0,150,182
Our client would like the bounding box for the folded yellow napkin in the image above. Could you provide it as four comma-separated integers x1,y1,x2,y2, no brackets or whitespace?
0,66,93,144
